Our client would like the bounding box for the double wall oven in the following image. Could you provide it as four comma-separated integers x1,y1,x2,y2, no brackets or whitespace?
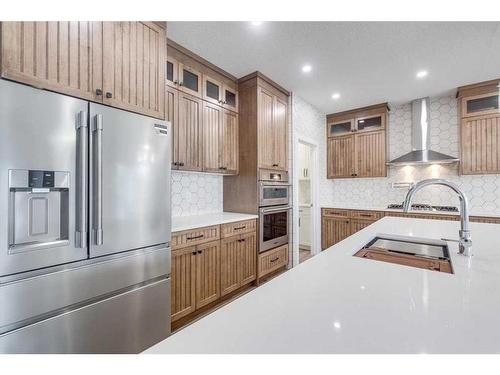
259,169,291,253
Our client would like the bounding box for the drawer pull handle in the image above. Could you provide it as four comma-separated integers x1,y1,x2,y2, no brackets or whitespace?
359,214,372,217
187,234,204,240
234,226,246,230
270,257,280,263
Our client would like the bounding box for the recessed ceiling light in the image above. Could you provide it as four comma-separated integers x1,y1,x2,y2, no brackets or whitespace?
416,70,428,79
302,65,312,73
251,21,263,26
331,93,341,100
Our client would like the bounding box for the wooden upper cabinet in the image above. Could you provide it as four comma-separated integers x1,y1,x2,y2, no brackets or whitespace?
203,101,223,173
274,96,288,170
258,87,276,169
458,79,500,175
194,240,220,309
102,21,165,119
327,135,355,178
166,86,179,169
257,86,288,170
177,92,203,171
221,109,239,174
355,130,386,177
460,115,500,174
166,55,179,88
203,74,223,105
1,21,103,102
222,85,239,113
179,63,202,98
326,103,388,179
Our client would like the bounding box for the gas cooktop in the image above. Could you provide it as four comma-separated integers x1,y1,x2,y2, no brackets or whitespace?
387,203,459,212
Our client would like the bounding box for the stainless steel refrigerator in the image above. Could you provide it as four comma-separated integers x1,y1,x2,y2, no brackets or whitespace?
0,79,171,353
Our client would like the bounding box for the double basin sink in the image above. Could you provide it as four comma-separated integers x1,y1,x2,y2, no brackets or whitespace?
355,234,453,274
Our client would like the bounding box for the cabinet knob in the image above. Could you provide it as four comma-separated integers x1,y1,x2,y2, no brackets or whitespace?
95,88,103,96
179,82,183,87
106,92,113,99
174,80,179,85
179,162,185,167
192,251,197,255
197,250,202,254
272,163,279,167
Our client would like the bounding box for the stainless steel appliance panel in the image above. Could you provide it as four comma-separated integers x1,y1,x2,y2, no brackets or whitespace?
0,245,170,333
259,205,291,252
89,103,171,258
0,277,170,353
259,181,291,207
0,80,89,276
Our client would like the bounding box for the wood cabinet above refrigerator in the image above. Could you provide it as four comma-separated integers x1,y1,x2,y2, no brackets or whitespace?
0,21,166,119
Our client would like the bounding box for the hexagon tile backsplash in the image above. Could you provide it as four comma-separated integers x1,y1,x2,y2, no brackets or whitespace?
327,95,500,214
171,171,222,217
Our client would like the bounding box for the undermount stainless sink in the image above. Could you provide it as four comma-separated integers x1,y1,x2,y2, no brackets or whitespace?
355,234,453,274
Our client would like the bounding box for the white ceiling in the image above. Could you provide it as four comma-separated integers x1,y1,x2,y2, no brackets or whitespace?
168,22,500,114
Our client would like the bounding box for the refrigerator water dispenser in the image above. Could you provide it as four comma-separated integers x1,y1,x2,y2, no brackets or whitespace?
8,169,70,253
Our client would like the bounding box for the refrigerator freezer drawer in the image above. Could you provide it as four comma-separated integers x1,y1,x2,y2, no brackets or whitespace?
0,245,170,333
0,277,171,353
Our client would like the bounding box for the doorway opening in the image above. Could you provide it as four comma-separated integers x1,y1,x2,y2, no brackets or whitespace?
296,140,317,264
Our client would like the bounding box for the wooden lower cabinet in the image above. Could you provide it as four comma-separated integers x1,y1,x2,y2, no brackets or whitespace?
350,218,374,233
171,246,196,322
194,241,221,309
171,221,257,323
321,207,500,251
220,232,257,296
258,244,289,279
321,216,351,250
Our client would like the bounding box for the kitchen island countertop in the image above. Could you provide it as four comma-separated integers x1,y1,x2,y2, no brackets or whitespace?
148,216,500,353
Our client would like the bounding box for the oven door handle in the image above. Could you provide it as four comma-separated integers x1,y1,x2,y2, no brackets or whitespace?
260,205,293,214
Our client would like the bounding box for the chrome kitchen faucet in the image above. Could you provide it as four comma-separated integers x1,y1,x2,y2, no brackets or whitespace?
403,179,472,257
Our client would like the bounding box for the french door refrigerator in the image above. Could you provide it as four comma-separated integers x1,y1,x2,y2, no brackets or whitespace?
0,79,171,353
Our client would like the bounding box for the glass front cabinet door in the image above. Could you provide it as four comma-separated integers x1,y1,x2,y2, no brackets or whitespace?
203,75,223,105
222,85,238,113
179,63,202,98
166,56,179,88
328,119,354,137
461,92,499,118
355,113,386,133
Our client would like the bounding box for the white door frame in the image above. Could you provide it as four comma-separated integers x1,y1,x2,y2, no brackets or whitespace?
292,135,320,267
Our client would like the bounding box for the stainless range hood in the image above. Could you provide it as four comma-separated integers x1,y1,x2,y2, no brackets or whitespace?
387,97,459,166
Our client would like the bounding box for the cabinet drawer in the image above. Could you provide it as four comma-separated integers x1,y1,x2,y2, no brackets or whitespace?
259,244,288,278
322,208,349,218
221,219,256,238
172,225,220,250
350,210,383,220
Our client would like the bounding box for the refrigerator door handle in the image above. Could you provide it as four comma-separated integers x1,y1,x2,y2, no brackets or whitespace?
92,114,103,246
75,110,88,248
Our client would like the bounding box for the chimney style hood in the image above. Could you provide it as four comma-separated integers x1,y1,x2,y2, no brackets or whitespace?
387,97,459,166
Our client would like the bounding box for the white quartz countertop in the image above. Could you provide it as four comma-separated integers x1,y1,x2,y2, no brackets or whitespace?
172,212,258,233
324,204,500,218
147,216,500,353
